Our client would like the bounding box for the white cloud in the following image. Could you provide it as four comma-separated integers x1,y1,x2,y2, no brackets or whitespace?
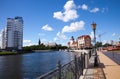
57,32,67,40
53,0,78,22
101,8,105,13
90,7,100,13
77,5,81,9
112,33,116,36
0,33,2,47
90,31,99,42
23,40,36,46
41,24,53,31
38,33,45,36
62,20,85,33
23,40,31,43
102,40,107,45
54,37,58,41
90,31,94,40
54,32,67,41
81,4,88,10
0,34,1,37
41,39,47,43
101,7,108,13
78,4,101,13
64,0,76,11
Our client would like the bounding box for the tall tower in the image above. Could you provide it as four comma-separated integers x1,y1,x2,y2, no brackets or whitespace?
38,39,41,45
2,16,23,50
70,36,75,44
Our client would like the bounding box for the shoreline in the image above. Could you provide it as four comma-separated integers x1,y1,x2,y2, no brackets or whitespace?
0,51,34,56
0,50,59,56
33,50,56,52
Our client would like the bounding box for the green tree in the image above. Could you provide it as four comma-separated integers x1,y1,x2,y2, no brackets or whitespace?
95,41,102,47
103,43,112,47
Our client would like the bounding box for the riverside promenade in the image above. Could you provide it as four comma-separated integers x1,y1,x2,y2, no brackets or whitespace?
94,51,120,79
36,50,120,79
82,51,120,79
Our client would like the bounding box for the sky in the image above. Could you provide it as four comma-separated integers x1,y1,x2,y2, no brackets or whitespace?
0,0,120,46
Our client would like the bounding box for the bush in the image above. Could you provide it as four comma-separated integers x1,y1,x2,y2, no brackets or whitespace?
0,52,17,55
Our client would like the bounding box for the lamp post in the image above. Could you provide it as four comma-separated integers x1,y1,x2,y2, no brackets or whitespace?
119,38,120,43
91,22,98,67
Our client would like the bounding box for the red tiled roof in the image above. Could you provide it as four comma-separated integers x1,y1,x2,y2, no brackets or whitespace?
73,41,78,44
68,42,70,45
117,44,120,47
78,35,90,39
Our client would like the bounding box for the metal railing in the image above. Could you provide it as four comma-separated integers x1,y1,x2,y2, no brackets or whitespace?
37,50,92,79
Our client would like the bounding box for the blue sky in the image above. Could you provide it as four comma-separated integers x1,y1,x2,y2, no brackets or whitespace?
0,0,120,46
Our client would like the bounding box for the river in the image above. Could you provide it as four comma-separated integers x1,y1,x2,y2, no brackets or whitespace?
0,51,75,79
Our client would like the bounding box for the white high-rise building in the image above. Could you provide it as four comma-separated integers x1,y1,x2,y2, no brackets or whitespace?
1,28,7,49
1,16,23,50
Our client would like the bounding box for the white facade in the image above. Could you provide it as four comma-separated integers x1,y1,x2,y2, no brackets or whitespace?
78,38,85,47
1,28,7,49
77,35,91,48
2,16,23,50
45,42,57,47
68,37,78,49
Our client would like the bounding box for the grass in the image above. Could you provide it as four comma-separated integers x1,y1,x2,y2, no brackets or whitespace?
0,52,17,55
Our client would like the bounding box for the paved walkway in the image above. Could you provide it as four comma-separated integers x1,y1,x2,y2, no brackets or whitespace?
103,52,120,65
80,51,120,79
94,51,120,79
80,53,95,79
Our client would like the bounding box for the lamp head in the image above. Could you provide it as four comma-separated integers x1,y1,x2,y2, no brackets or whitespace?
91,22,96,30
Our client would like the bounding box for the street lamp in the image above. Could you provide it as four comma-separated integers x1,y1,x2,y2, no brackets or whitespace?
91,22,98,67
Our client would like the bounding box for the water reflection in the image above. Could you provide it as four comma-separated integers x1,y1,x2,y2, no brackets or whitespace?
0,51,74,79
0,55,23,79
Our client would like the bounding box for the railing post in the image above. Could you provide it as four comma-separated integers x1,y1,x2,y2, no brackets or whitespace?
91,49,94,55
74,55,77,79
77,56,80,77
57,61,61,79
85,52,89,69
81,53,83,75
82,53,85,69
89,50,91,58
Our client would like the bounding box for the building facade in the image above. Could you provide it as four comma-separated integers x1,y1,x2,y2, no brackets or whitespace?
77,35,91,49
1,16,23,50
68,35,91,49
1,28,7,49
45,42,57,47
68,36,78,49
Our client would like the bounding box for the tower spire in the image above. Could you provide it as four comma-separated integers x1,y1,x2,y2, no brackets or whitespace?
38,38,41,45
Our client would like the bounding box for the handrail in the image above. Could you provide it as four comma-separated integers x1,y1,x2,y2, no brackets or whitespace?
37,50,93,79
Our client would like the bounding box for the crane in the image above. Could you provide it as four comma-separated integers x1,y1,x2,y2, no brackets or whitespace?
98,32,106,42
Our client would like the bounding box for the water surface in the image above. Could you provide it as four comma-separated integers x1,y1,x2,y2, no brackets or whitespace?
0,51,74,79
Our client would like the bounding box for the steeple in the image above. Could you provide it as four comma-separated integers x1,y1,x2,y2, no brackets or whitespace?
71,36,74,41
38,39,41,45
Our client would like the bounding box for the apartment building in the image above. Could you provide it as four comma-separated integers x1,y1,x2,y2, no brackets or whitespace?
1,16,23,50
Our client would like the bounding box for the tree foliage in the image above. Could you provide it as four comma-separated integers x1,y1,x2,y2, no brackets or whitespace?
23,44,68,51
103,43,112,47
95,42,102,47
95,41,113,48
